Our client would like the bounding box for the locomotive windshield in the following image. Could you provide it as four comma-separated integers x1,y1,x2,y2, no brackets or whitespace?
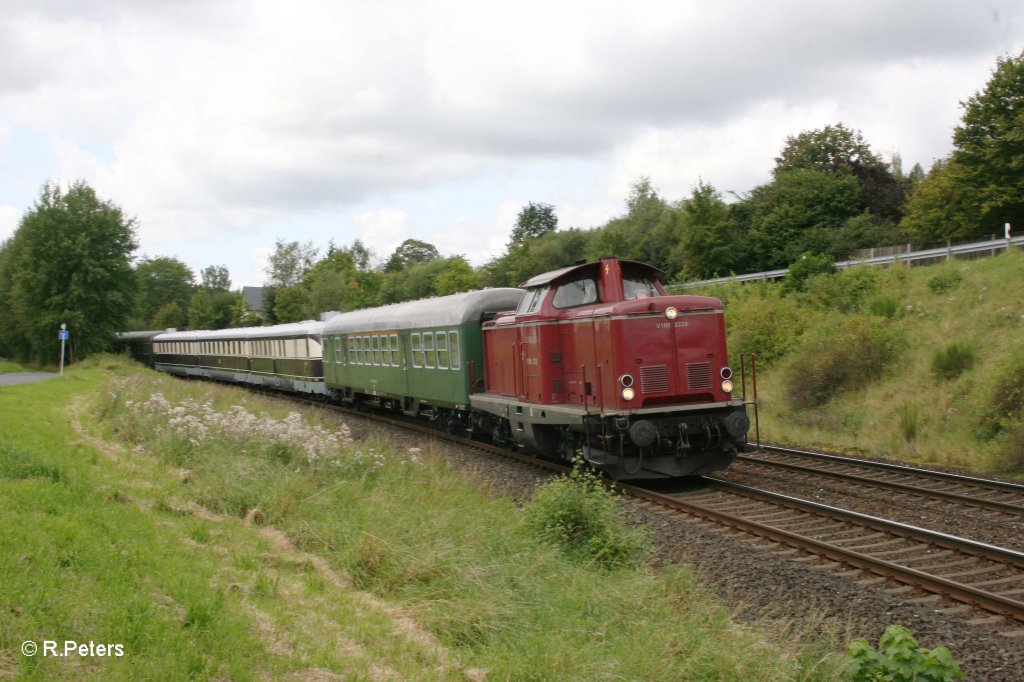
552,275,599,308
516,287,545,315
623,274,662,300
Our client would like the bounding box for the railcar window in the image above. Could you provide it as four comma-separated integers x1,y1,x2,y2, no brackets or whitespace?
516,287,544,315
334,338,342,364
354,337,363,365
436,331,448,369
423,332,435,368
372,335,381,365
552,276,598,308
381,335,391,366
448,331,460,369
622,274,662,300
347,337,356,364
412,333,423,368
390,334,400,366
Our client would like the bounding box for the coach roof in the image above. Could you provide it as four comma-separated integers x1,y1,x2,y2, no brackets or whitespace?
154,320,325,342
323,288,524,335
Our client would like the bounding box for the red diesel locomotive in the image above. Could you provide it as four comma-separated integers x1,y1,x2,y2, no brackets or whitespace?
470,257,750,479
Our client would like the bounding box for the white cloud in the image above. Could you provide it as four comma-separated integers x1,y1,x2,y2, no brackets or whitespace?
354,208,412,260
0,0,1022,282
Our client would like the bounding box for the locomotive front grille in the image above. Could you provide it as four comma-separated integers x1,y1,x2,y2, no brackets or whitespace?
639,365,670,393
686,362,713,390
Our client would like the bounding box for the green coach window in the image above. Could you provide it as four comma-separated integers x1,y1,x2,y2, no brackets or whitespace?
348,337,356,364
390,334,400,366
423,332,435,368
436,331,449,369
372,335,381,365
412,333,423,368
449,331,460,369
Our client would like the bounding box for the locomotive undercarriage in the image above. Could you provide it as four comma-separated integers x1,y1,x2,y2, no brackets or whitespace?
338,388,748,479
470,404,749,480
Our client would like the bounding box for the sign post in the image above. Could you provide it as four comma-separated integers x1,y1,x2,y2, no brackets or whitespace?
58,324,69,376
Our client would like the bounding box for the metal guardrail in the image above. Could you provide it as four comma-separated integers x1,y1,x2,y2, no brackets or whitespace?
673,235,1024,289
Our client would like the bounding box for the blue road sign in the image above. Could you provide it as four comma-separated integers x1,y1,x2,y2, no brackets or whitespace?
58,329,69,341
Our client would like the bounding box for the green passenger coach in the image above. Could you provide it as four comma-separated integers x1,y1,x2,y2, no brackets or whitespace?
322,289,524,422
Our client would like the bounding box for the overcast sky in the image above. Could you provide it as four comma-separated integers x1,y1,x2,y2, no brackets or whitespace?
1,1,1021,287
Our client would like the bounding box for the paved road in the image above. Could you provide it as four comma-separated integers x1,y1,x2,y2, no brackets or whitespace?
0,372,58,386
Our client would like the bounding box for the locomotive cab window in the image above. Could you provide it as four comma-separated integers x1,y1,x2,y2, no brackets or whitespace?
622,275,662,300
516,287,544,315
552,276,598,309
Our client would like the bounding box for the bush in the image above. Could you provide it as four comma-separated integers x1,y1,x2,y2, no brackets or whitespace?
782,315,903,409
931,341,975,380
927,268,963,294
524,463,649,569
976,349,1024,442
844,624,964,681
726,286,807,367
801,267,881,313
865,294,900,319
783,252,837,294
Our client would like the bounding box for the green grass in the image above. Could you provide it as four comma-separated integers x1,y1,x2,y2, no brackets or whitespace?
0,359,26,374
0,356,843,679
707,249,1024,474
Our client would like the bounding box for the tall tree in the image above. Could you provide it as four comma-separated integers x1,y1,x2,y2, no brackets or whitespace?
0,182,137,364
774,123,904,222
433,256,479,296
265,239,318,287
134,256,195,327
671,181,738,280
383,238,441,273
951,50,1024,234
188,289,237,329
508,202,558,247
200,264,231,291
745,168,863,270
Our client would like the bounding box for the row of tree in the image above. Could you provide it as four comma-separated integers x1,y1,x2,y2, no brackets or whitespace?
1,51,1020,363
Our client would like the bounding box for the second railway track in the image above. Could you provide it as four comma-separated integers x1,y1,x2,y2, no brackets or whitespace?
734,444,1024,516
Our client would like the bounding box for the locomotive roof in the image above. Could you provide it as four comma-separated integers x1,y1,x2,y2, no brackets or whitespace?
323,288,524,334
154,320,325,342
520,259,665,288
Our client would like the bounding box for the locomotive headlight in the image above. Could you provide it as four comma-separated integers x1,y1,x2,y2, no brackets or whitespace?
665,306,679,320
721,379,734,394
621,387,636,401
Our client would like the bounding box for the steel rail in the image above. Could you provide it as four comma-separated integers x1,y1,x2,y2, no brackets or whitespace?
736,452,1024,515
758,443,1024,495
616,477,1024,622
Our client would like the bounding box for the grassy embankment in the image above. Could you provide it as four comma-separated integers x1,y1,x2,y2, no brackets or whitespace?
0,356,842,679
0,360,26,374
697,248,1024,474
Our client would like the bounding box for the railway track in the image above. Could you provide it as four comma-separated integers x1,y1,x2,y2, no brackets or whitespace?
204,387,1024,627
736,444,1024,516
326,404,1024,625
624,478,1024,626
